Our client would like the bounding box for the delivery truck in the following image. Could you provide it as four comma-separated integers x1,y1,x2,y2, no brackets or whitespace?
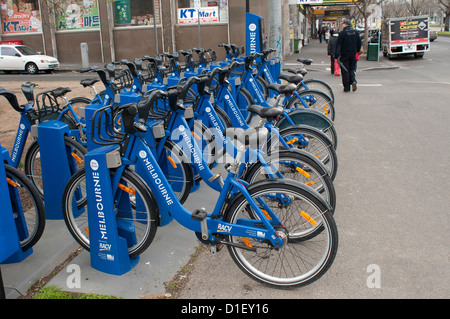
381,16,430,59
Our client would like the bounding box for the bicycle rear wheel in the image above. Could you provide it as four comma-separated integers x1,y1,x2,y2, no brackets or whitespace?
62,168,158,259
4,164,45,251
224,180,338,287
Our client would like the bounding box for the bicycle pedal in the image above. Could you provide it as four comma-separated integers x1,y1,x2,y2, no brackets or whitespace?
192,207,207,221
208,173,221,183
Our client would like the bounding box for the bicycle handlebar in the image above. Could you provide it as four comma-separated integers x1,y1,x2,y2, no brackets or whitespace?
135,89,168,131
80,66,109,85
0,87,23,112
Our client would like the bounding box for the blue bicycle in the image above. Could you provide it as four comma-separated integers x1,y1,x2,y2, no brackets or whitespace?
62,86,338,287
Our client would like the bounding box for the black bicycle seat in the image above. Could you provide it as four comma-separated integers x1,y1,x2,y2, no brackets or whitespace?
80,78,100,87
224,127,268,147
278,73,303,84
247,104,283,120
297,58,313,65
51,87,72,97
267,83,297,95
283,68,308,76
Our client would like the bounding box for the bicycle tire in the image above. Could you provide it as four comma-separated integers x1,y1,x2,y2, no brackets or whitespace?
235,87,254,124
243,148,336,213
271,125,338,181
4,164,45,251
193,119,217,170
223,179,338,287
158,140,193,204
24,136,86,197
213,105,232,128
256,76,269,100
68,96,91,120
287,89,335,121
62,167,158,259
299,79,335,102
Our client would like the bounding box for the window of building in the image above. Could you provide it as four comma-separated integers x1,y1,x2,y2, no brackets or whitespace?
54,0,100,31
114,0,161,27
177,0,228,24
0,0,42,34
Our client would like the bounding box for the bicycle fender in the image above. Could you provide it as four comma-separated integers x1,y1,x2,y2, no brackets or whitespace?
278,124,333,145
277,109,333,131
223,178,331,221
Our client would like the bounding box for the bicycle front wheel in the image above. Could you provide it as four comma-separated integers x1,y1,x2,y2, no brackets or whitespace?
4,164,45,251
62,168,158,259
224,180,338,287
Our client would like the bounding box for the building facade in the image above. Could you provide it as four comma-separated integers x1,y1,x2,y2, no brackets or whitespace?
1,0,298,65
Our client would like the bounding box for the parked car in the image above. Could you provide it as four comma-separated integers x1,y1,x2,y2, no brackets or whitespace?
430,30,438,42
0,44,59,74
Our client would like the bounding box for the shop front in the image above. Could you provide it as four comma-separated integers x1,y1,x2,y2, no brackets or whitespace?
0,0,270,66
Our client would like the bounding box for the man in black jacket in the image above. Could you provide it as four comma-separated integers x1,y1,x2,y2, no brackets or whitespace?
335,19,362,92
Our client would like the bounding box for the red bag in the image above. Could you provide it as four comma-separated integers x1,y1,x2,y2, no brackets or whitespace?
334,60,340,76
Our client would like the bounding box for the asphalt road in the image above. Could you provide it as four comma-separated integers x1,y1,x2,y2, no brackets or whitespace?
175,38,450,299
1,37,449,302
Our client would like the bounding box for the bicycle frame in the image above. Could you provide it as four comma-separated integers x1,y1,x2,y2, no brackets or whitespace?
97,106,285,248
212,73,310,150
189,81,284,180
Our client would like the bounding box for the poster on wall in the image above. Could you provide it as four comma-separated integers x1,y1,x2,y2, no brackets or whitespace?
2,11,41,33
114,0,131,25
55,0,100,30
1,0,42,34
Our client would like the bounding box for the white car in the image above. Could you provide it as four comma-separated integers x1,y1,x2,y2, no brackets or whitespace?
0,44,59,74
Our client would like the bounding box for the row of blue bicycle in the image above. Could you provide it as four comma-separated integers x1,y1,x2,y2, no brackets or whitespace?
0,43,339,288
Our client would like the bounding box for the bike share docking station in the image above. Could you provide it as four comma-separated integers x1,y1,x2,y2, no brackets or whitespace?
82,103,140,275
0,144,32,265
35,121,78,220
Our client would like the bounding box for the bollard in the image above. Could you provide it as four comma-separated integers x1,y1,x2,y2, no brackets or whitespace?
81,42,89,68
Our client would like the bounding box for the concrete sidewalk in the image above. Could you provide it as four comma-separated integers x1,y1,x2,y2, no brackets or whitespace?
1,38,391,299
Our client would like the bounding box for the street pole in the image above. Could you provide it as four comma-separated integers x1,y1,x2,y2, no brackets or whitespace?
152,0,159,54
195,0,201,47
268,0,282,56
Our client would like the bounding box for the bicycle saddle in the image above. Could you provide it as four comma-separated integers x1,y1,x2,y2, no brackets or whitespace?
80,78,99,87
224,127,268,148
50,87,72,97
247,104,283,120
278,73,304,85
297,58,313,65
267,83,297,95
283,68,308,76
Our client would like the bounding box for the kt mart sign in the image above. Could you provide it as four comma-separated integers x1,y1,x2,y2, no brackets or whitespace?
177,7,219,24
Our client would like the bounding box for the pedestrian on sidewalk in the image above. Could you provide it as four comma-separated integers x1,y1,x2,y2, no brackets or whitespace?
327,29,339,75
335,19,362,92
